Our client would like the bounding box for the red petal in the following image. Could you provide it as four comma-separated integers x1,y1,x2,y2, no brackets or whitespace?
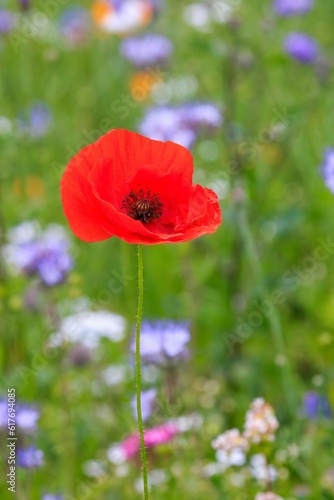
60,158,113,242
73,129,194,185
172,186,222,242
60,130,195,243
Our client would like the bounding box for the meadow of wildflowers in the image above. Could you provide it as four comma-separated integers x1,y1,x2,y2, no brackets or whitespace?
1,0,334,499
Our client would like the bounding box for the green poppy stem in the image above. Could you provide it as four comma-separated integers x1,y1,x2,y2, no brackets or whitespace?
136,244,149,499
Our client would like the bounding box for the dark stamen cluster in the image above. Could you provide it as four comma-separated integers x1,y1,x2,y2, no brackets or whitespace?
121,188,163,223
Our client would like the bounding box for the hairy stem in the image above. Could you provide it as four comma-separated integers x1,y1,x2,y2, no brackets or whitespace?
136,244,149,499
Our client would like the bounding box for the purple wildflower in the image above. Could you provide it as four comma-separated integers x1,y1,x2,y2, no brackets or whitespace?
181,102,223,131
0,399,40,434
29,103,52,138
273,0,313,17
321,148,334,194
284,32,318,64
131,388,157,421
139,102,221,150
110,0,123,9
36,241,73,286
130,320,191,364
6,222,73,287
0,399,7,428
304,391,331,419
16,404,40,434
17,103,52,138
17,446,44,468
120,34,172,68
139,106,196,149
59,7,91,47
0,9,16,34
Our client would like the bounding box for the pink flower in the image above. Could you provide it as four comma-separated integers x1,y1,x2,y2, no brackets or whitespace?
144,422,178,447
121,434,141,460
107,422,179,463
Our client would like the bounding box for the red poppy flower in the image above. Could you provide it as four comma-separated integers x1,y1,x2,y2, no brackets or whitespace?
60,129,221,245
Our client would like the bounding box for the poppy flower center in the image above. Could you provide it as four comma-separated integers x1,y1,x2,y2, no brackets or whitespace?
121,188,163,223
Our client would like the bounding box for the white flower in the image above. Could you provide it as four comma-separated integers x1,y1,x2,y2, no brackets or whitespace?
212,429,249,469
49,310,126,349
216,447,246,467
6,221,41,244
97,0,151,34
182,3,212,31
212,428,249,453
182,0,235,31
244,398,279,444
107,444,127,465
250,454,278,483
